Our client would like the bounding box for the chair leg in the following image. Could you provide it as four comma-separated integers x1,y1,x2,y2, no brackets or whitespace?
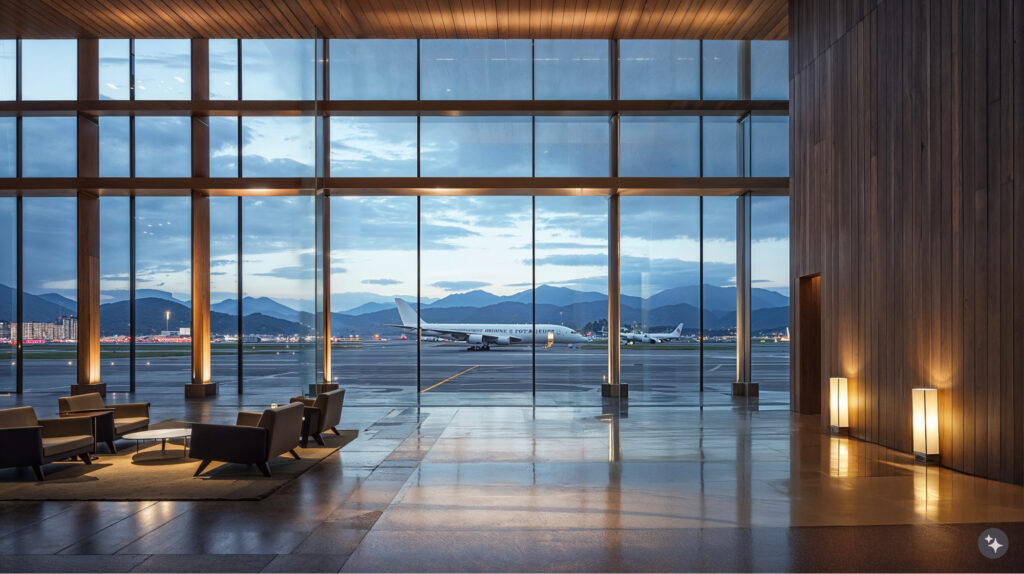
256,462,271,477
330,427,340,436
301,435,309,448
106,440,117,454
194,459,212,477
313,432,326,446
32,465,45,481
79,452,93,465
289,449,301,460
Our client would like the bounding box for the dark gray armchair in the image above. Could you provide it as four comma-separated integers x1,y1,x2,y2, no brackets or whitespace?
190,402,304,477
59,392,149,453
0,406,94,480
290,389,344,447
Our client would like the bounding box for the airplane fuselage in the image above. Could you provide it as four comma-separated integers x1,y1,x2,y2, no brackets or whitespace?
415,323,586,345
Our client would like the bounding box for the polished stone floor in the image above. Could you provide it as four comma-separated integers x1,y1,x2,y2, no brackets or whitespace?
1,391,1023,572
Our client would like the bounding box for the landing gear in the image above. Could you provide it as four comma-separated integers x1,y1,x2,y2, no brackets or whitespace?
467,344,491,351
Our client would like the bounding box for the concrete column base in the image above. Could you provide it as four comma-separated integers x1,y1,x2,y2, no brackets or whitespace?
601,383,628,398
185,382,218,398
308,383,340,395
70,383,107,398
732,381,759,397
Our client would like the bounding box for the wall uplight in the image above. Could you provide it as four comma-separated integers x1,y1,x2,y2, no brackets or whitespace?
912,388,939,463
829,377,848,434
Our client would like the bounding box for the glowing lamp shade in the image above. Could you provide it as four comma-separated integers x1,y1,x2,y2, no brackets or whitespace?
829,377,849,434
912,388,940,463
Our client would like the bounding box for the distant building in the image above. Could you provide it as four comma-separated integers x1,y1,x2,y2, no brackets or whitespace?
6,316,78,342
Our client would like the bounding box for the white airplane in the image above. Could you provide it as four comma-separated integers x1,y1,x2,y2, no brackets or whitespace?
390,298,587,350
620,323,685,344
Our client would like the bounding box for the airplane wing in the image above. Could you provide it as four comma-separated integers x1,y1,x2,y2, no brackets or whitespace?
387,324,523,344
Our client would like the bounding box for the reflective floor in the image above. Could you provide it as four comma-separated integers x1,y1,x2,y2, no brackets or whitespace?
1,392,1022,572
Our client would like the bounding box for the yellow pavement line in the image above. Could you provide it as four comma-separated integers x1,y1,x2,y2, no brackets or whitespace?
421,365,479,393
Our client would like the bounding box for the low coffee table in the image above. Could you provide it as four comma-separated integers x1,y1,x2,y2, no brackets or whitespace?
123,428,192,458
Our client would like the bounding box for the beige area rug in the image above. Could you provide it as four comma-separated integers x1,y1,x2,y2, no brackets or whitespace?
0,430,357,501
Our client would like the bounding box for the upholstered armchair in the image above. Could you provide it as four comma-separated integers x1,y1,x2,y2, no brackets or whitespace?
0,406,94,480
290,389,344,447
190,402,304,477
58,392,149,453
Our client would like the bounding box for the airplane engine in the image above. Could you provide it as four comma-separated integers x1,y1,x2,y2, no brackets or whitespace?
467,334,484,345
495,336,511,345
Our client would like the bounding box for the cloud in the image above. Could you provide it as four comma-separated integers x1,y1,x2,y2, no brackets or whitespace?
533,253,607,267
252,265,313,280
431,280,490,292
362,278,401,286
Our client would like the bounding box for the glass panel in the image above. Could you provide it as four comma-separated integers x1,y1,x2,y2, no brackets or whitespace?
0,40,14,100
702,40,740,100
619,40,699,100
619,116,699,177
534,117,610,177
135,117,191,177
751,116,789,177
534,196,606,405
420,40,532,100
702,197,737,395
241,116,315,177
620,197,701,405
210,116,239,177
329,117,417,177
134,39,191,100
210,197,239,390
209,39,239,100
702,116,740,177
99,39,130,100
0,118,14,177
420,196,533,404
420,116,531,177
22,198,77,392
330,39,417,100
135,197,191,389
329,196,418,404
0,199,14,391
751,41,789,100
242,39,315,100
534,40,609,100
99,116,130,177
100,197,131,390
22,117,76,177
21,40,77,100
751,196,790,402
242,196,315,396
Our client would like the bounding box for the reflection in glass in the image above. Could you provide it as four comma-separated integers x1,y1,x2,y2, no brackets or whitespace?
702,41,740,100
209,39,239,100
534,117,610,177
135,197,191,387
134,40,191,100
99,117,130,177
702,116,740,177
534,40,609,100
21,40,77,100
619,116,699,177
99,39,130,100
100,197,130,389
329,117,417,177
0,199,14,391
0,40,14,101
620,197,700,400
210,116,239,177
330,196,418,404
241,117,315,177
702,197,737,391
0,118,14,177
242,40,315,100
420,40,532,100
751,196,790,396
751,116,789,177
22,117,77,177
421,116,531,177
210,197,239,389
330,40,417,100
619,40,699,100
751,41,789,100
22,198,77,391
135,117,191,177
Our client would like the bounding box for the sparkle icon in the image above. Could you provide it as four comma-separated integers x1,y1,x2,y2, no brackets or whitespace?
987,537,1003,554
978,528,1009,559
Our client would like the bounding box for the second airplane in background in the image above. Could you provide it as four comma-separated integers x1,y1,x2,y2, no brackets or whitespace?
620,323,685,344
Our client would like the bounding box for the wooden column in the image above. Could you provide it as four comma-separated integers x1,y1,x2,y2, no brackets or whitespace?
603,192,625,397
733,192,757,396
187,191,215,397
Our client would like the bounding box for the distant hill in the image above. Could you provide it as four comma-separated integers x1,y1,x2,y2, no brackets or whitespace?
99,297,308,336
101,289,185,304
0,284,76,323
427,289,505,309
212,296,301,322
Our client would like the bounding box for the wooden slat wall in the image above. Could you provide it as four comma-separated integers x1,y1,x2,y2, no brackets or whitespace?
0,0,787,39
790,0,1024,484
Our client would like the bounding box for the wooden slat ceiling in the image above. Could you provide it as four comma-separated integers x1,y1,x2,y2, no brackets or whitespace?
0,0,788,40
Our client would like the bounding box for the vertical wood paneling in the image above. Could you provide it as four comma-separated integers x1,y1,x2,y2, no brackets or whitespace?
791,0,1024,484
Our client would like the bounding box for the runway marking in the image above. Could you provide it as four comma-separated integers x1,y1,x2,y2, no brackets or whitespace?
709,364,723,372
421,365,479,393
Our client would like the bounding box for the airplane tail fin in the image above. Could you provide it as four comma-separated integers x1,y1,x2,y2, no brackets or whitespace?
394,298,426,327
673,323,684,336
